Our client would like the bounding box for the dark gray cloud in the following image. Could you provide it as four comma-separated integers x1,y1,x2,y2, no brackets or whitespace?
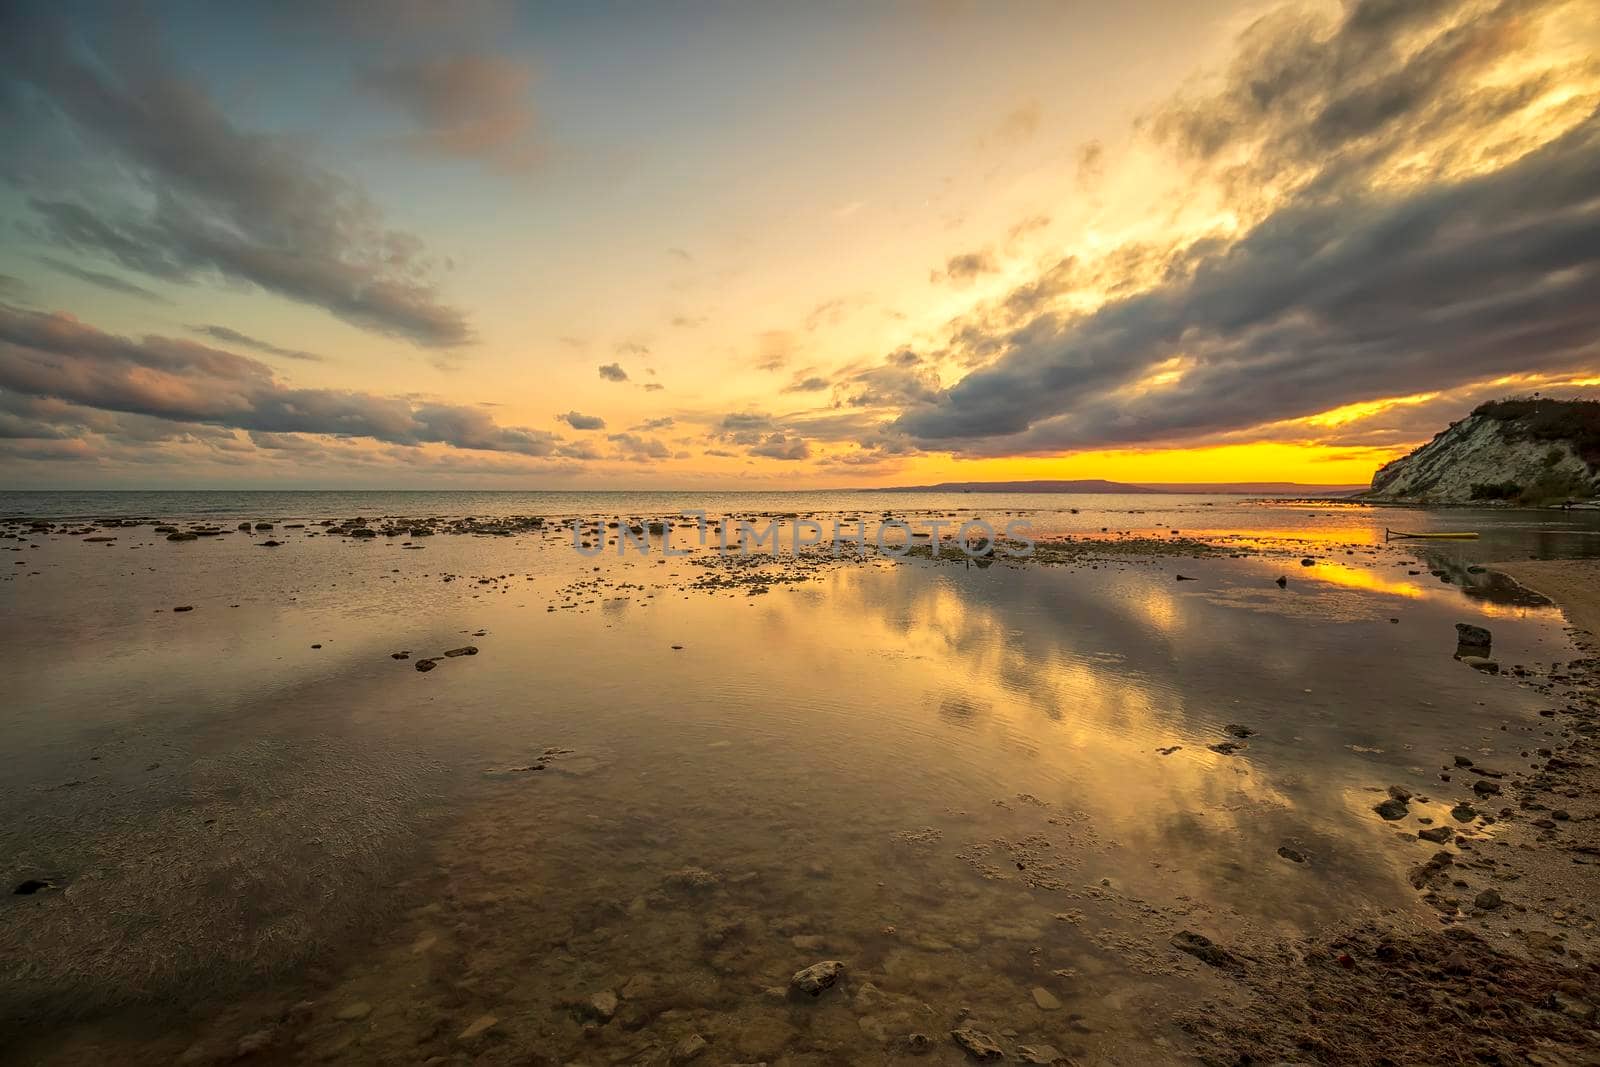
187,324,324,363
38,256,170,304
0,6,472,347
783,375,830,394
892,0,1600,454
0,304,567,456
934,251,997,285
361,53,539,172
597,362,629,382
559,411,606,430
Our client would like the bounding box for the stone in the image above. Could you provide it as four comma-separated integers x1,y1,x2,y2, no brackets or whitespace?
1472,779,1501,796
443,646,478,657
1450,802,1477,822
905,1033,934,1054
790,960,844,996
1455,622,1492,649
1387,785,1414,801
950,1027,1005,1060
1374,797,1408,820
1474,889,1503,910
1277,845,1307,863
415,658,437,672
1170,929,1238,968
1223,724,1255,738
584,990,618,1022
457,1014,497,1042
1418,826,1453,844
1030,986,1061,1010
1018,1045,1069,1065
1209,741,1245,755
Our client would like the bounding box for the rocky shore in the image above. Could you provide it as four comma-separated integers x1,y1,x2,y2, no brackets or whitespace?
1180,559,1600,1065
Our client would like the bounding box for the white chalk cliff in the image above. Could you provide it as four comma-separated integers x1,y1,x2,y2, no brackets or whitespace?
1366,400,1600,504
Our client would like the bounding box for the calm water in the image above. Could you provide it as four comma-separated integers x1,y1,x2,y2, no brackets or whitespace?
0,496,1588,1064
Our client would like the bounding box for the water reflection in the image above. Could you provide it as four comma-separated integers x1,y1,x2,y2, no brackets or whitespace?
0,527,1575,1064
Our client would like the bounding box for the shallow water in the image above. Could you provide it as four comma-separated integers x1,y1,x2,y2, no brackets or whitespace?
0,499,1585,1064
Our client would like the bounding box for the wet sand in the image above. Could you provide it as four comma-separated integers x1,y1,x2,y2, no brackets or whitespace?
3,509,1599,1064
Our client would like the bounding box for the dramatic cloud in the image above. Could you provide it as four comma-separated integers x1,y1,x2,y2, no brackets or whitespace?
560,411,606,430
0,6,472,347
597,362,630,382
0,305,565,455
362,53,539,172
187,325,324,363
893,0,1600,455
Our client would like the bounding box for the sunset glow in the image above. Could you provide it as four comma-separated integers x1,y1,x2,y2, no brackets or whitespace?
1,0,1597,489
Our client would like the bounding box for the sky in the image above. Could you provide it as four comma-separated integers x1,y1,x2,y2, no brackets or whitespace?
0,0,1597,490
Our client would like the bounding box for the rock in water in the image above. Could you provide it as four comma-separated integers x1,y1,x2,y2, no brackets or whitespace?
790,960,844,996
415,658,438,673
950,1027,1005,1060
1170,929,1239,968
584,990,618,1022
457,1014,497,1042
1455,622,1492,650
1275,575,1288,587
1030,986,1061,1010
443,646,478,657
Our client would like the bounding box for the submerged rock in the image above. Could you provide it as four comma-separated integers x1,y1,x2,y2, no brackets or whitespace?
790,960,844,996
582,990,618,1022
1030,985,1061,1010
1455,622,1492,650
457,1014,497,1042
1277,845,1307,863
415,658,438,672
443,646,478,657
1170,929,1239,968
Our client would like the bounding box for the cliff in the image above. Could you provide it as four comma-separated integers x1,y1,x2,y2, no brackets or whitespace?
1366,398,1600,504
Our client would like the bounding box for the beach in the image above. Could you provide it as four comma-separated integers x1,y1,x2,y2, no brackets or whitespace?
2,494,1598,1065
